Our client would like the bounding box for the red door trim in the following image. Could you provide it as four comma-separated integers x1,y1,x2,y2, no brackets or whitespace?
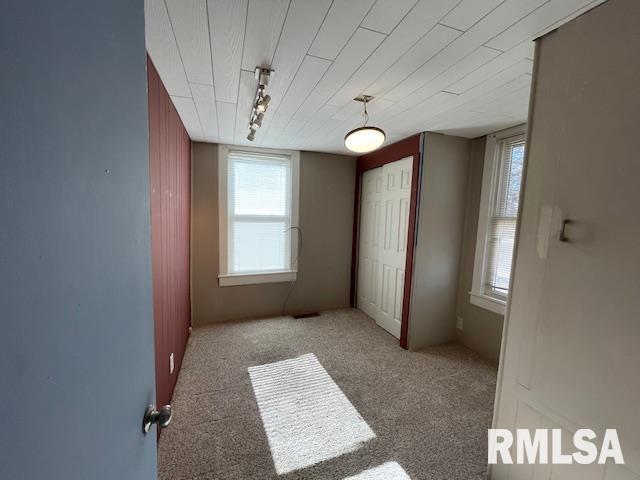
349,134,423,349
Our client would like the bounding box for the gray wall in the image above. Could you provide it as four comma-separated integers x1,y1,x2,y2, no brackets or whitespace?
0,1,157,479
408,133,470,350
191,143,356,325
455,137,504,364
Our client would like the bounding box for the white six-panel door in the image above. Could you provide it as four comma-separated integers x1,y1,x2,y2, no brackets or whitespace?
357,157,413,338
357,168,383,321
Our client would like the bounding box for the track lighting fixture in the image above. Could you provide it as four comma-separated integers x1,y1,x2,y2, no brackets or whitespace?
344,95,386,153
246,67,274,142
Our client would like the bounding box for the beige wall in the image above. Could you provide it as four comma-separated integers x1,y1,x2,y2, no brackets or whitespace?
455,137,504,364
191,143,356,325
408,133,470,350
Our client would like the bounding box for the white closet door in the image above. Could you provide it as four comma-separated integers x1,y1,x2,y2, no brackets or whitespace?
357,167,383,320
377,157,413,338
357,157,413,339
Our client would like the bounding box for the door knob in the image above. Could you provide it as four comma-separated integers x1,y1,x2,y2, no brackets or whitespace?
142,404,172,435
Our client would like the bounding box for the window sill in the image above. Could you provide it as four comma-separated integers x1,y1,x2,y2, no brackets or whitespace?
469,291,506,315
219,270,297,287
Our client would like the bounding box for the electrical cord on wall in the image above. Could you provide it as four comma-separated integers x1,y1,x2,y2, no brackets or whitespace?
282,226,302,316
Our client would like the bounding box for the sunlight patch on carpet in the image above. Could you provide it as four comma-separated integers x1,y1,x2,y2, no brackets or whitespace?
344,461,412,479
248,353,376,474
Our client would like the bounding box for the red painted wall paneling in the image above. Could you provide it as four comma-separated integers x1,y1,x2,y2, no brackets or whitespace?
147,56,191,415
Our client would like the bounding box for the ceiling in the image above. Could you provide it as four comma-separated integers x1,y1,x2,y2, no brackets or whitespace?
145,0,604,155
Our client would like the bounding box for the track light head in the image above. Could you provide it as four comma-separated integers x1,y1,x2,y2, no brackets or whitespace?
256,95,271,113
251,112,264,129
247,127,256,142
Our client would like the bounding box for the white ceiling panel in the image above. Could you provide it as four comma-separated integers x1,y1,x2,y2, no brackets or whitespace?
387,68,532,135
267,55,331,130
308,0,377,60
165,0,213,85
328,0,460,108
190,83,218,141
440,0,505,32
278,119,307,143
145,0,605,155
361,0,420,34
207,0,247,103
364,24,461,97
171,96,203,139
265,0,333,114
471,84,531,115
381,0,546,102
437,113,523,138
383,44,502,102
379,46,503,118
262,126,284,146
445,41,534,94
242,0,289,71
295,28,386,121
216,101,236,144
426,73,533,125
297,104,341,141
485,0,603,51
145,0,191,97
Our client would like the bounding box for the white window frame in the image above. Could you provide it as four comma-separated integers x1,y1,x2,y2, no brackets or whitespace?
470,125,526,315
218,144,300,287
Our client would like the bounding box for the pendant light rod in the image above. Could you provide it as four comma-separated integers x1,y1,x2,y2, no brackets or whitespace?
355,94,374,126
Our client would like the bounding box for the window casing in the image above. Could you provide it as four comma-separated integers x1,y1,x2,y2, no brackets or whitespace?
470,126,526,315
218,145,299,287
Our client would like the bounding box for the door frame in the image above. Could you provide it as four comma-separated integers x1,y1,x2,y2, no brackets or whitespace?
350,133,424,349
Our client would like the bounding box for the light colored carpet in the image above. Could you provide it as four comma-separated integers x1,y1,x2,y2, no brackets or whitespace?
158,309,497,480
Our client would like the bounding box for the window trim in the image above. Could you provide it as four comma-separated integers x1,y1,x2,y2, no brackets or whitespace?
470,125,526,315
218,144,300,287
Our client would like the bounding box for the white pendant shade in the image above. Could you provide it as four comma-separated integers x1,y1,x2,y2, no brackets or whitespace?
344,126,385,153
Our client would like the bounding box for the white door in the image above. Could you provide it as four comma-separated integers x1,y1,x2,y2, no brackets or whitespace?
493,5,640,478
357,168,383,320
357,157,413,338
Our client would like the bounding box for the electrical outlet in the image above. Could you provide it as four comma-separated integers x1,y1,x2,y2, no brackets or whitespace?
169,353,175,374
456,316,463,330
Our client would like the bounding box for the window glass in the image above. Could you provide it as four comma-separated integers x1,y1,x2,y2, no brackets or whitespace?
484,137,525,298
232,160,287,216
227,151,292,274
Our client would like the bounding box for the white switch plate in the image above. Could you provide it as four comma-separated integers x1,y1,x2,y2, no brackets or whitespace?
169,353,175,374
456,316,463,330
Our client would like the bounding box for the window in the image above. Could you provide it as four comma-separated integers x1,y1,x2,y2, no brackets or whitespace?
470,126,526,315
218,145,299,286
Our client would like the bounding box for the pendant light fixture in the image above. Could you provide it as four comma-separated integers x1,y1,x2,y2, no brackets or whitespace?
344,95,386,153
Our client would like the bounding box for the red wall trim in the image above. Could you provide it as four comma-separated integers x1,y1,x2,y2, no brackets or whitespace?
147,56,191,416
350,134,422,349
